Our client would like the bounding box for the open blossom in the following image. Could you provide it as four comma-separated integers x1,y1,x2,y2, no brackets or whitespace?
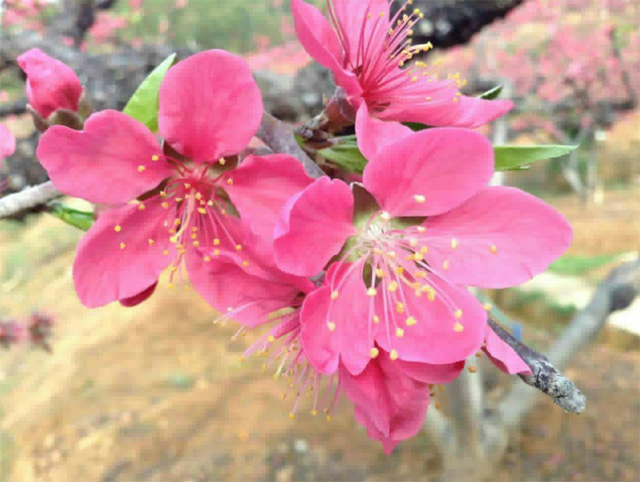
273,128,572,377
291,0,513,146
17,48,83,119
36,50,313,309
0,124,16,164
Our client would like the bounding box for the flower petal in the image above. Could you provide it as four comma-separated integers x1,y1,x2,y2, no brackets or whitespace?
376,282,486,364
300,260,377,375
119,281,158,308
73,201,174,308
186,249,302,327
223,154,313,240
422,186,573,289
362,128,494,217
0,123,16,160
483,323,532,375
395,359,465,385
341,349,431,454
158,50,263,162
17,48,83,118
291,0,343,71
274,177,355,277
37,110,171,204
355,104,412,160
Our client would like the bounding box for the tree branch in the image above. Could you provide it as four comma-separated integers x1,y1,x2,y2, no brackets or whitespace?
0,97,28,117
0,181,62,218
494,256,640,428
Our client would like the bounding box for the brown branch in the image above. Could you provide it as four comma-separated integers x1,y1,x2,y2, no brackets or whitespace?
256,112,325,178
495,256,640,428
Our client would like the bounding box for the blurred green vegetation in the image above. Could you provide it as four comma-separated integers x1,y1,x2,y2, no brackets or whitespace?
549,253,623,277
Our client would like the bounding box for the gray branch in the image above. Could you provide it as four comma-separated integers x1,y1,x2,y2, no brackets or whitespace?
0,181,62,218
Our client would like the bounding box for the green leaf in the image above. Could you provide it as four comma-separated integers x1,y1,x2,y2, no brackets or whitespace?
404,122,431,131
123,53,177,132
319,142,368,174
494,145,578,171
48,203,94,231
478,85,503,100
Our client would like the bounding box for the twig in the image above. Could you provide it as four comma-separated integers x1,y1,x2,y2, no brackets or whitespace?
256,112,324,178
495,256,640,427
0,97,28,117
0,181,61,219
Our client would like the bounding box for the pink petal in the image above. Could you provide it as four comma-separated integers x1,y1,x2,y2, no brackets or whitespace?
396,359,465,385
291,0,343,71
158,50,263,162
119,281,158,307
341,349,431,452
73,201,174,308
300,260,377,375
186,250,302,327
223,154,313,240
355,104,412,160
0,124,16,160
362,128,494,217
37,110,172,204
274,177,355,277
423,186,573,289
379,79,514,129
17,48,83,118
376,282,486,364
483,323,532,375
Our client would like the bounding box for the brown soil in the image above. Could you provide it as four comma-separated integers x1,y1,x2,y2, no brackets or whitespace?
0,191,638,482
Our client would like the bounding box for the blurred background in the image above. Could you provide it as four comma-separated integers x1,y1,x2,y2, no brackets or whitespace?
0,0,638,481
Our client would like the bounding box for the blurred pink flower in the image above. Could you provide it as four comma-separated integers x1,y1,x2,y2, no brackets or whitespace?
0,124,15,162
17,48,83,119
36,50,311,310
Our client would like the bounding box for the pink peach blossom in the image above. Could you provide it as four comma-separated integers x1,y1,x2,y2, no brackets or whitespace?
17,49,83,119
274,128,572,376
37,50,312,310
0,124,16,164
291,0,513,145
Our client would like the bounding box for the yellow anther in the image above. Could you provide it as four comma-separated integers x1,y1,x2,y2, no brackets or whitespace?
191,233,198,240
414,194,426,203
148,238,155,245
409,237,418,247
414,252,424,261
468,365,477,373
184,183,191,189
483,303,493,311
396,328,405,338
443,260,450,270
226,178,233,186
175,197,183,203
428,290,436,302
162,202,169,209
490,244,498,254
193,241,200,247
214,249,220,256
160,191,167,198
151,154,159,161
420,246,429,255
388,280,399,292
327,321,336,332
198,207,207,214
396,267,404,275
120,242,126,250
417,226,426,233
173,218,181,226
138,203,146,211
411,76,418,82
331,290,339,300
163,249,169,256
373,315,380,324
406,316,417,326
242,260,249,267
390,349,399,361
213,238,220,246
114,225,122,232
289,413,295,419
268,335,275,343
235,244,243,251
415,271,427,279
387,251,396,258
204,256,211,262
396,302,405,314
370,347,380,359
195,192,202,200
219,158,226,165
454,309,463,319
454,322,464,333
137,165,146,172
375,269,385,278
326,415,332,422
380,211,391,221
451,238,459,249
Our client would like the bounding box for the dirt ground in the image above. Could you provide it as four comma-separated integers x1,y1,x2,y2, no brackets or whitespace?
0,189,638,482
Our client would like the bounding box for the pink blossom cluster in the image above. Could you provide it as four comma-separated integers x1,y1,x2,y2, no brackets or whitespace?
16,0,573,454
